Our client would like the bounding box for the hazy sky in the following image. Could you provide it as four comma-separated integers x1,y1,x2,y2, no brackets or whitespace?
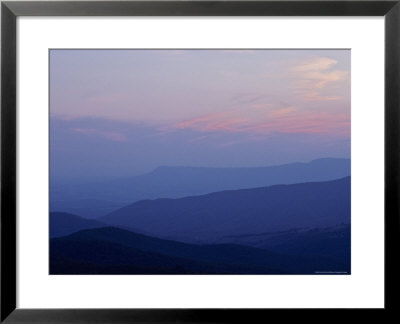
50,49,350,182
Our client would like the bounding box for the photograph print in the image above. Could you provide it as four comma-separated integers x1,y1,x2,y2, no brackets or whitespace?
49,49,351,275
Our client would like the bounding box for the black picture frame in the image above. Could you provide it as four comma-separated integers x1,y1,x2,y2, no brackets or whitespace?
1,1,399,322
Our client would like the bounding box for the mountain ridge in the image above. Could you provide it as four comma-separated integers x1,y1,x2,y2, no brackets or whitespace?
50,158,350,218
50,212,105,238
50,226,349,274
101,177,351,242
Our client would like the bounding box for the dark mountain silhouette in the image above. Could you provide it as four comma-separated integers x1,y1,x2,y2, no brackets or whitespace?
50,200,124,221
217,224,350,265
50,158,350,218
50,227,349,275
50,211,152,238
50,212,105,238
101,177,351,242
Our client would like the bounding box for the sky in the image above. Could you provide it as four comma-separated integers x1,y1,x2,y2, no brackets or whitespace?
50,49,350,182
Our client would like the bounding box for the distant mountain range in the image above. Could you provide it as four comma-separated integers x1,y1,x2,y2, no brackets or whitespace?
50,158,350,218
100,177,350,242
50,212,105,238
216,224,351,263
50,226,349,275
50,212,150,238
50,174,351,275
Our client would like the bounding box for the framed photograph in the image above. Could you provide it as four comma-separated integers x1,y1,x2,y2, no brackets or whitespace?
1,0,399,322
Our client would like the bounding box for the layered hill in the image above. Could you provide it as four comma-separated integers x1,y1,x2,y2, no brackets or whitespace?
51,158,350,218
101,177,351,242
50,211,151,238
50,212,105,238
50,227,349,275
217,224,351,263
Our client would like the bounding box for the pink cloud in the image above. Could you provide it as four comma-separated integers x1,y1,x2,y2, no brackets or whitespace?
267,107,297,118
291,57,349,102
293,57,338,73
243,113,350,136
171,107,349,137
176,112,228,129
296,91,341,102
